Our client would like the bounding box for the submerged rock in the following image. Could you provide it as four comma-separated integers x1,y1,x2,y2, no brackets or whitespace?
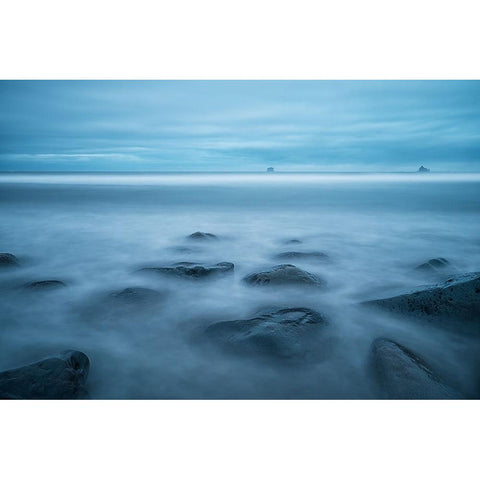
244,264,325,287
140,261,234,279
110,286,166,304
23,280,66,290
0,350,90,399
415,257,450,273
187,232,218,241
283,239,302,245
0,253,19,268
205,307,330,361
274,251,329,261
362,272,480,329
370,338,460,399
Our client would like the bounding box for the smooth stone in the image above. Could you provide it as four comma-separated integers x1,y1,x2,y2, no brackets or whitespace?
0,253,19,268
23,280,66,290
0,350,90,399
274,251,329,261
243,264,325,287
187,232,218,241
362,272,480,329
370,338,461,399
140,261,234,279
205,307,329,361
415,257,450,272
110,286,166,304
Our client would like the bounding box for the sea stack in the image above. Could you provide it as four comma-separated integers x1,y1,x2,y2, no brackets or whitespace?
418,165,430,172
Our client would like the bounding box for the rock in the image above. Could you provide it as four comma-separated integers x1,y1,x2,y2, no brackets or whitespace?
274,251,329,261
362,272,480,330
418,165,430,172
266,167,275,173
140,261,234,279
415,257,450,272
187,232,218,241
370,338,461,399
23,280,66,290
283,239,302,245
243,264,325,287
110,287,166,304
0,253,19,268
0,350,90,399
205,307,329,361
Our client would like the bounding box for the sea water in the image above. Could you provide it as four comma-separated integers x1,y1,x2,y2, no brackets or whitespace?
1,172,479,398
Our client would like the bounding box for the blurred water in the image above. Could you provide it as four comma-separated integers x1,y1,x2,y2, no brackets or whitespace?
1,172,479,398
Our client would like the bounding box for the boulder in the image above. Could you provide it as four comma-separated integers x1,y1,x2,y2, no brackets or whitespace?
23,280,66,290
362,272,480,330
205,307,329,361
0,253,19,268
187,232,218,241
415,257,450,273
274,251,329,261
243,264,325,287
370,338,461,399
140,261,234,279
110,286,166,304
0,350,90,399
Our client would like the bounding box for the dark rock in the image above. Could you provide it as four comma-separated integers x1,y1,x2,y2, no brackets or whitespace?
370,338,461,399
205,307,330,361
23,280,66,290
274,251,329,261
418,165,430,172
415,257,450,272
283,239,302,245
0,350,90,399
110,287,166,304
0,253,19,268
243,264,325,287
140,261,234,279
362,272,480,329
187,232,218,241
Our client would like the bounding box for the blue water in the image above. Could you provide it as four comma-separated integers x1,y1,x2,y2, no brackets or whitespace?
1,173,479,398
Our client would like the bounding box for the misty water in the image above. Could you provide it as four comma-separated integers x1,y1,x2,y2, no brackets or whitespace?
1,172,479,398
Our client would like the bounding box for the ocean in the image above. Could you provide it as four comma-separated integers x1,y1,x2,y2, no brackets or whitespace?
1,172,479,398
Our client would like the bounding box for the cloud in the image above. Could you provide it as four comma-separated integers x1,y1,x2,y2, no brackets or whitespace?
0,80,479,171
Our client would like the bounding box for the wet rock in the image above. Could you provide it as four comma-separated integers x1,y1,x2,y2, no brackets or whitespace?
283,239,302,245
274,251,329,261
0,253,19,268
415,257,450,272
244,264,325,287
140,261,234,279
0,350,90,399
362,272,480,330
110,287,166,304
23,280,66,290
187,232,218,241
370,338,461,399
205,307,330,361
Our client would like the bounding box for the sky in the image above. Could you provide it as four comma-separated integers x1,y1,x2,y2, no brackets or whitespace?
0,80,479,172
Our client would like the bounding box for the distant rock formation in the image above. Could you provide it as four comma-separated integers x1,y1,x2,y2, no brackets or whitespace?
418,165,430,172
266,167,274,173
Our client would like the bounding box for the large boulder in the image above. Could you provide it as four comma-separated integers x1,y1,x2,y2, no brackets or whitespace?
370,338,461,399
243,264,325,287
362,272,480,331
187,232,218,241
140,261,234,279
23,280,66,290
274,251,329,261
205,307,330,361
0,350,90,399
0,253,19,268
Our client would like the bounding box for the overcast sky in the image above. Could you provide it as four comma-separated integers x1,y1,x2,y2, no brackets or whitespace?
0,81,479,172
